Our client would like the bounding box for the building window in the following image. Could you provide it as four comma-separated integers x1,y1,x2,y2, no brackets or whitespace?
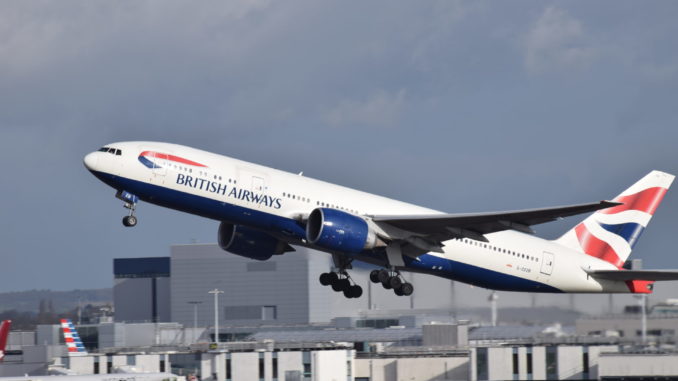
159,359,165,372
476,348,488,381
302,351,312,379
226,354,232,381
512,348,519,376
259,353,265,381
272,353,278,381
346,358,352,381
262,306,277,320
582,347,589,379
546,347,557,380
526,347,533,377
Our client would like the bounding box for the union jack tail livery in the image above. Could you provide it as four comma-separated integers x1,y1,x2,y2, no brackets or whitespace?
0,320,10,362
60,319,88,356
557,170,674,268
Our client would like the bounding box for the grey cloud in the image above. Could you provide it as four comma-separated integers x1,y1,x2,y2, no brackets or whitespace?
0,1,677,291
524,6,596,73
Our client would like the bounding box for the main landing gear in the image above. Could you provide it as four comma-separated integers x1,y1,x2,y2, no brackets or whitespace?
319,271,363,299
116,190,139,227
370,269,414,296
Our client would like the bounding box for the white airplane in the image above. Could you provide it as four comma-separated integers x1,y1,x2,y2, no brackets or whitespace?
84,142,678,298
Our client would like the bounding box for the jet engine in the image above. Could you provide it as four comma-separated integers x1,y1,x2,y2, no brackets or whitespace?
306,208,379,253
218,222,290,261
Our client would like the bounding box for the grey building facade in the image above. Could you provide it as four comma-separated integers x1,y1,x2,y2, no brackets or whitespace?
169,244,461,328
114,257,171,323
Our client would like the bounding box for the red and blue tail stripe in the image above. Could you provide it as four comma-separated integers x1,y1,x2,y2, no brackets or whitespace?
60,319,88,356
557,171,673,270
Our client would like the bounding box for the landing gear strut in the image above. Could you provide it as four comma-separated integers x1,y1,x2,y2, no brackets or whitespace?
370,269,414,296
116,190,139,227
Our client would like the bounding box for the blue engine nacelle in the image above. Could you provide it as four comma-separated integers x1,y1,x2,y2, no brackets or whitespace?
218,222,289,261
306,208,378,253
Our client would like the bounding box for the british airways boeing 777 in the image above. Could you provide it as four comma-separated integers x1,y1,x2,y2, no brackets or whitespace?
84,142,678,298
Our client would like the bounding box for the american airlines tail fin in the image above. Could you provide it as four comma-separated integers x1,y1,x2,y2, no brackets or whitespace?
556,170,674,268
0,320,11,362
60,319,88,356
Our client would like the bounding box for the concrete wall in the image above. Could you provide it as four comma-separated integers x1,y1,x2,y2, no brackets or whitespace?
599,352,678,377
99,322,186,348
114,278,154,322
313,350,351,381
171,244,314,327
531,346,546,380
487,347,512,381
576,315,678,340
170,244,468,327
355,356,468,381
7,331,35,350
556,346,583,380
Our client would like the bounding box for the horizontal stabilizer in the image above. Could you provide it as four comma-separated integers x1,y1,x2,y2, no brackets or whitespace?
586,269,678,281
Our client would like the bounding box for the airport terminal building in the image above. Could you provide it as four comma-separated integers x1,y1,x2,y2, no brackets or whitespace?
2,243,678,380
114,244,462,328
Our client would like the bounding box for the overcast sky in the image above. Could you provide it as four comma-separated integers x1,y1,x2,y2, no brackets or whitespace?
1,1,677,292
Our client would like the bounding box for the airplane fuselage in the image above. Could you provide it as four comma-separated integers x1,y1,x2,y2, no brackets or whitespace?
84,142,646,294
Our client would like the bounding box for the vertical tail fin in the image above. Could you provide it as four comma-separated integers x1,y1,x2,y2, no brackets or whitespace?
556,170,674,268
60,319,88,356
0,320,11,362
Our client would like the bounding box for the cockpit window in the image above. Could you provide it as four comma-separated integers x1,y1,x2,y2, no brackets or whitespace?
98,147,122,156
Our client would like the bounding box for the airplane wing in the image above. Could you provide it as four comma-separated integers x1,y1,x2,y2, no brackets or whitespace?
586,270,678,281
373,200,620,246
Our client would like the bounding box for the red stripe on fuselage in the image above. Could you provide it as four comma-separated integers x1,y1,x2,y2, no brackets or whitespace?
139,151,207,168
574,224,624,268
602,187,667,215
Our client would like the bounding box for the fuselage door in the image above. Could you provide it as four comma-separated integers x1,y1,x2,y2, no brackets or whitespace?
251,176,266,208
540,251,554,276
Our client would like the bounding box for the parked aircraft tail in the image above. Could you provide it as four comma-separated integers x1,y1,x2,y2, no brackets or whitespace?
0,320,10,362
556,170,674,268
60,319,88,356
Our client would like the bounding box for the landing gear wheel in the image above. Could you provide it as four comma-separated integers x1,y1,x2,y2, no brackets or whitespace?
389,276,403,290
351,285,363,298
381,279,392,290
327,272,339,284
377,269,390,284
400,282,414,296
344,285,363,299
369,270,380,283
332,278,350,292
319,273,332,286
394,287,404,296
122,215,137,227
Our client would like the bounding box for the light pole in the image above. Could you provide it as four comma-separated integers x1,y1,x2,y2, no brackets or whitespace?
187,301,202,343
208,289,224,344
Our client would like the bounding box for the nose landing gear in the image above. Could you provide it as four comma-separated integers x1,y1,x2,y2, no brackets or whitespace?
370,269,414,296
116,190,139,227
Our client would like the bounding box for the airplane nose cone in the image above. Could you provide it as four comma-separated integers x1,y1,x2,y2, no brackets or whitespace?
83,152,98,171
